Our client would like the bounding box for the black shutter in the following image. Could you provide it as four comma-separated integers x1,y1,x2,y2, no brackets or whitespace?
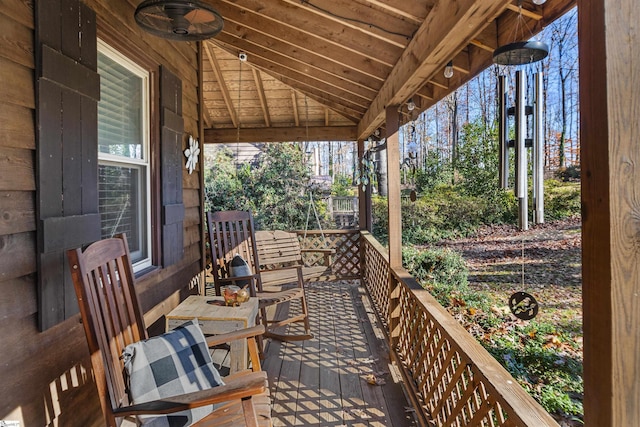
160,66,185,266
36,0,100,330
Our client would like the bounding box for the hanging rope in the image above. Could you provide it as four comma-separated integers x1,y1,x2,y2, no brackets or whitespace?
302,95,328,248
235,53,244,174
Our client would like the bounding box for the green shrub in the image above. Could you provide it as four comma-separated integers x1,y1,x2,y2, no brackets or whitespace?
402,246,469,305
544,179,581,220
373,186,517,246
331,173,356,197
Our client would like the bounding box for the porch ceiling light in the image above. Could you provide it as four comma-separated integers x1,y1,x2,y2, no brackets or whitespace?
134,0,224,41
406,98,416,111
443,61,454,79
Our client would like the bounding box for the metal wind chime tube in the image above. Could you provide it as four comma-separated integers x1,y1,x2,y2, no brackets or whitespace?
515,70,528,231
498,75,509,189
533,72,545,224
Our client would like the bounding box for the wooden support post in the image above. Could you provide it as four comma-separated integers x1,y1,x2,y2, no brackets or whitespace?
357,138,372,232
579,0,640,424
533,72,544,225
515,70,528,231
386,106,402,268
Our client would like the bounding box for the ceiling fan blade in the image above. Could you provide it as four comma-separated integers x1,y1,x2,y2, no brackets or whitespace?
184,8,218,24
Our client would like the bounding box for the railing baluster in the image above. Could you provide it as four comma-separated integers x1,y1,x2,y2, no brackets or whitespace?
359,231,559,427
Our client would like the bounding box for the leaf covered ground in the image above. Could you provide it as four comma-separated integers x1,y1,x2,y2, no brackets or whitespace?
436,217,583,425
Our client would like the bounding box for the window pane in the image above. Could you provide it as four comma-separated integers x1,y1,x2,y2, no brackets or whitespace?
98,52,144,160
99,164,148,264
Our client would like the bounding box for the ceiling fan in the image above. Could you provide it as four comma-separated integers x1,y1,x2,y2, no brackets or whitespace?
134,0,224,41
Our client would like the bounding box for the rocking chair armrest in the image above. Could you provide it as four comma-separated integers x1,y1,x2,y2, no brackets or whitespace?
205,325,265,348
113,371,268,417
216,274,258,284
258,264,302,274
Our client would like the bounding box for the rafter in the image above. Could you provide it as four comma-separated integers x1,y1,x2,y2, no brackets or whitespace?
211,34,379,101
252,68,271,127
505,3,543,20
287,0,418,48
357,0,510,139
355,0,432,24
212,41,370,116
211,4,391,82
216,0,402,67
204,43,239,128
470,39,496,52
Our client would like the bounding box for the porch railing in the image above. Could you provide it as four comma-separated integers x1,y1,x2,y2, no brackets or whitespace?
359,231,559,427
260,229,558,426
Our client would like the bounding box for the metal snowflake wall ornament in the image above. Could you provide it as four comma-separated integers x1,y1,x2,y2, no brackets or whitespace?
184,135,200,174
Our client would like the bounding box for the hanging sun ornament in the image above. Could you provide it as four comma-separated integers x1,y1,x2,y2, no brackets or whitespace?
508,237,539,320
184,135,200,174
509,291,539,320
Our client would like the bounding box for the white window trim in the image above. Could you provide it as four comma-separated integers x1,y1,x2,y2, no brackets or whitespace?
97,38,152,271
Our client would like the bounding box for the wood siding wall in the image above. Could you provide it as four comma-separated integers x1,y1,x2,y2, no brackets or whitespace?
0,1,204,425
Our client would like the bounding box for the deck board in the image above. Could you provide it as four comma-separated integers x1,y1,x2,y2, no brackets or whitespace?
261,280,418,427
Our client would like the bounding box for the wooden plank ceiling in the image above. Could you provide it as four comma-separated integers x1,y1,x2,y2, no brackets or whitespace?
200,0,575,144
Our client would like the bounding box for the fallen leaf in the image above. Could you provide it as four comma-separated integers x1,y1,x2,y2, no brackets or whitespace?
364,373,386,385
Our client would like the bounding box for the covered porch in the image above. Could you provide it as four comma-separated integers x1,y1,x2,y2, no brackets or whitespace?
204,229,557,426
0,0,638,425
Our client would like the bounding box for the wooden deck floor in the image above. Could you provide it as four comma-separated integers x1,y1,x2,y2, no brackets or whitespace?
260,280,417,427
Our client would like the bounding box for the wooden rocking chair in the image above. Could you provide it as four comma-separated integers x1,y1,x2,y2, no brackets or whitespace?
206,210,312,342
67,234,271,427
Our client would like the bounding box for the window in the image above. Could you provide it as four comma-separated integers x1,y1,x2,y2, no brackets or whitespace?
97,40,152,270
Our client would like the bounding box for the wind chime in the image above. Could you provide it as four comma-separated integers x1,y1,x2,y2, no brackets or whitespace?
493,0,547,321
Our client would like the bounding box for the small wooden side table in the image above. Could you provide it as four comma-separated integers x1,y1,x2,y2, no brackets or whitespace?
166,295,259,374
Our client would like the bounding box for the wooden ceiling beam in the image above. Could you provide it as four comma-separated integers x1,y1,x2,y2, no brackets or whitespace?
211,35,379,101
268,72,364,122
428,76,449,90
204,43,239,128
211,4,391,82
204,125,358,144
494,0,575,48
212,41,372,112
411,0,576,116
471,21,499,53
287,0,418,48
357,0,510,139
453,49,471,74
505,3,543,20
355,0,432,24
252,68,271,127
470,39,496,52
215,0,402,67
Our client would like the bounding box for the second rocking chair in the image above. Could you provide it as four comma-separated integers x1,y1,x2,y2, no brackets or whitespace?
207,210,312,342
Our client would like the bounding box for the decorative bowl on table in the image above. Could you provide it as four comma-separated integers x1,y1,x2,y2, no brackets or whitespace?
223,286,240,306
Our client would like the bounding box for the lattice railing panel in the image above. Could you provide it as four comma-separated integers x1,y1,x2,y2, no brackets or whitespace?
297,230,360,279
360,232,558,427
361,233,389,321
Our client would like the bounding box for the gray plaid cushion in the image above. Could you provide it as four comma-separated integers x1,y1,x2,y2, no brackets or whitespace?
229,253,252,277
122,320,224,427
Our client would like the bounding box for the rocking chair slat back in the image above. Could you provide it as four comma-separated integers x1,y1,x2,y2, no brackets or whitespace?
207,210,262,292
67,234,146,424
